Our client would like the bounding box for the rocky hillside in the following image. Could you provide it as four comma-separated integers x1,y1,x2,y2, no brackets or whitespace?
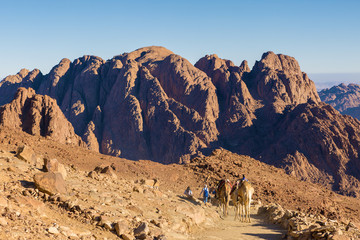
0,128,359,239
0,141,220,240
1,46,360,197
319,83,360,119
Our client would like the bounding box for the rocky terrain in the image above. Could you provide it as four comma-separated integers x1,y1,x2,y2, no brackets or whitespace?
0,127,221,240
319,83,360,120
1,46,360,198
0,127,360,239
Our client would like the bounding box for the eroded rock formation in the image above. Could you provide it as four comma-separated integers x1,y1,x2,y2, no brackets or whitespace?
0,87,82,146
1,47,360,196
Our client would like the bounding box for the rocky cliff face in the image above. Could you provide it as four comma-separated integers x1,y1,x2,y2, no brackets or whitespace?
258,102,360,197
319,83,360,120
1,46,360,196
249,52,320,111
0,87,82,146
0,69,43,106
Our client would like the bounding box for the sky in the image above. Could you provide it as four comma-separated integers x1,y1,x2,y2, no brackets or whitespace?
0,0,359,89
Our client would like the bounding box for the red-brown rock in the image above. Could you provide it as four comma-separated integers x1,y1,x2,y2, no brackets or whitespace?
33,172,67,195
43,158,67,179
0,87,83,146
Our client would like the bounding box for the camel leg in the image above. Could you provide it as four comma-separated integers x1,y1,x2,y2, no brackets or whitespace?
233,204,236,220
248,201,251,222
245,201,251,223
226,197,229,216
244,202,248,222
222,203,224,216
237,204,241,221
234,204,238,220
241,204,245,222
239,204,242,222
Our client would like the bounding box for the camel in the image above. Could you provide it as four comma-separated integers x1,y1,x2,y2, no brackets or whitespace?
216,179,232,216
230,180,243,220
237,181,254,222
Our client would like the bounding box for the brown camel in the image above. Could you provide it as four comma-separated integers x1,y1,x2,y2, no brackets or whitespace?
230,180,243,220
238,181,254,222
216,179,232,216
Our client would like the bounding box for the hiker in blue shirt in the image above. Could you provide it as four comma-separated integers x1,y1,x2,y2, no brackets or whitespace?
200,185,209,203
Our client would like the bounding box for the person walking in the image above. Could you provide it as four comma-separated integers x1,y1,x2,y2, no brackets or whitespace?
200,184,209,203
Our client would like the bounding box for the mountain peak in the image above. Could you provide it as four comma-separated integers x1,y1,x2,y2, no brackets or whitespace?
257,51,301,74
120,46,174,64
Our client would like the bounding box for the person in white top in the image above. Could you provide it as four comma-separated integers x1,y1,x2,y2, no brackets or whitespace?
184,186,193,198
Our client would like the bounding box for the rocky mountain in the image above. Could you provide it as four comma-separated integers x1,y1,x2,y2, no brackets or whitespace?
1,46,360,197
0,87,82,146
319,83,360,120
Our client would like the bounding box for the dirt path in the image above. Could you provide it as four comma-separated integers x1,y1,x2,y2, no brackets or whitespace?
190,209,286,240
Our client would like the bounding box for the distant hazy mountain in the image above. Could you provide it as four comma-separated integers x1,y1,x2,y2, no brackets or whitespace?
309,73,360,90
319,83,360,120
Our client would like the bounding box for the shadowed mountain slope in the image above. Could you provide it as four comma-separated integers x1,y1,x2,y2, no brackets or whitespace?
1,46,360,196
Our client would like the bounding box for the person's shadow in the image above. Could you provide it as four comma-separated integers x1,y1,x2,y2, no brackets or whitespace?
177,195,202,206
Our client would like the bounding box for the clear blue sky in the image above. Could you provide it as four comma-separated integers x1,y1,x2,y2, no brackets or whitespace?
1,0,359,88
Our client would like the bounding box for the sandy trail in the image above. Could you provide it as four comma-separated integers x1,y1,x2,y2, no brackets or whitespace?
190,208,286,240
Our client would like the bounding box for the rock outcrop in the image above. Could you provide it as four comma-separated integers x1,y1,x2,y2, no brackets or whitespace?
1,47,360,196
0,69,43,106
319,83,360,120
255,102,360,197
0,87,82,146
249,52,320,112
195,54,257,145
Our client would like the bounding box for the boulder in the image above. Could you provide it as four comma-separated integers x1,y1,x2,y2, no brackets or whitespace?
33,172,67,195
140,179,160,188
15,145,36,165
87,171,99,179
114,221,129,236
134,222,149,237
98,215,114,231
121,234,133,240
91,164,117,179
43,158,67,179
48,227,60,235
100,166,117,179
175,204,206,225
